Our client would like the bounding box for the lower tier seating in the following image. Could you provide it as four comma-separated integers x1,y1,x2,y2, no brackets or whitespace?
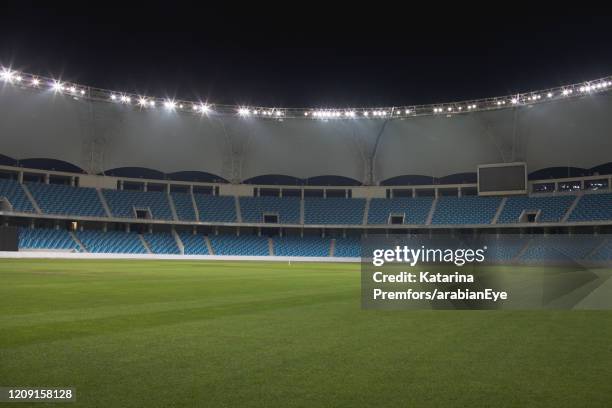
76,230,147,253
143,232,180,254
18,228,80,251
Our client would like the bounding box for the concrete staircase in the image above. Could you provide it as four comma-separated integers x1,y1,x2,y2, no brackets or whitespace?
235,196,243,222
492,197,507,224
97,189,112,217
190,191,200,221
426,197,438,225
139,235,152,254
168,194,179,221
562,193,582,222
300,199,305,224
21,184,42,214
172,229,184,255
204,235,214,255
268,237,274,256
70,231,87,252
362,198,370,225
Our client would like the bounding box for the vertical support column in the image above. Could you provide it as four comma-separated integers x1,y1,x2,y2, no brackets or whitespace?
143,182,148,192
44,173,50,184
18,172,24,183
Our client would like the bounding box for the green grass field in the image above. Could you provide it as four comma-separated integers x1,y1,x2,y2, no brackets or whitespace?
1,259,612,407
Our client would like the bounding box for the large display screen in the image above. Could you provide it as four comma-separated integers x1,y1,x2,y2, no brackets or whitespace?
478,163,527,195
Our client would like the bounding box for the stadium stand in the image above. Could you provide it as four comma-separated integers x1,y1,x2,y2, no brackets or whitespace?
432,196,502,225
209,234,269,256
143,232,180,254
18,227,81,251
171,192,197,221
568,193,612,222
194,195,237,222
520,235,603,262
273,235,330,257
27,182,106,217
240,196,300,224
76,230,147,253
367,197,434,225
102,189,173,220
334,237,361,257
0,179,35,213
588,238,612,261
497,195,576,223
178,232,209,255
304,198,365,225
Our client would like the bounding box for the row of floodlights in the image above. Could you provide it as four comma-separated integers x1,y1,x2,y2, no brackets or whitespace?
2,67,611,119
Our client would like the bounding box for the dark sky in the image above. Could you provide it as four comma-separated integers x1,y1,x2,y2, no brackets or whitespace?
1,6,612,108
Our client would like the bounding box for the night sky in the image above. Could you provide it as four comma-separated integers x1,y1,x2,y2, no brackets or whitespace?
1,7,612,108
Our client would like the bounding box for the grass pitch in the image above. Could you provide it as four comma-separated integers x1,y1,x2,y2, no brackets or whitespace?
1,259,612,407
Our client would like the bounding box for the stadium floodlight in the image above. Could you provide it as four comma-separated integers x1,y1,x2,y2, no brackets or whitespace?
405,109,410,114
0,68,15,82
69,86,76,93
164,100,177,110
547,92,553,98
110,94,117,100
138,97,148,107
149,100,155,107
199,104,210,114
51,80,64,92
120,95,131,103
31,78,40,86
80,89,85,95
238,107,250,116
15,75,22,82
511,98,518,104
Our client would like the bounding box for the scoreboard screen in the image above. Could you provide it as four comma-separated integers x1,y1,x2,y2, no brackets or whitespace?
478,163,527,195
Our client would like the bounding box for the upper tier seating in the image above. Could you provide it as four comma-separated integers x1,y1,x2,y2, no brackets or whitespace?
432,196,502,225
102,189,173,220
368,198,433,225
520,235,603,262
0,179,34,213
77,230,147,253
178,232,209,255
568,193,612,222
334,237,361,257
273,235,330,257
194,195,237,223
240,196,300,224
498,195,575,223
171,192,197,221
143,232,180,254
18,227,80,251
27,182,106,217
209,234,269,256
304,198,365,225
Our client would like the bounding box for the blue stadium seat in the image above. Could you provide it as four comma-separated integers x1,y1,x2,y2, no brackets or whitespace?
77,230,147,253
178,232,209,255
103,189,173,220
0,179,35,213
143,232,180,254
432,196,502,225
209,234,269,256
18,228,81,251
334,237,361,257
171,192,197,221
498,195,575,223
273,235,330,257
27,182,106,217
304,198,365,225
194,195,237,222
240,196,300,224
568,193,612,222
368,198,433,224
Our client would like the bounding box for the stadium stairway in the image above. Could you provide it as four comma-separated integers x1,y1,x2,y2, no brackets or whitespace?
21,184,42,214
97,189,112,217
139,235,153,254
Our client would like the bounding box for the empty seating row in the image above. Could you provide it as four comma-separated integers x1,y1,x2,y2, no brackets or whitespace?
76,230,147,253
368,197,433,225
209,234,269,256
432,196,502,225
171,192,197,221
240,196,300,224
568,193,612,222
274,236,330,257
0,179,35,213
103,189,173,220
27,182,106,217
143,232,180,254
498,195,575,223
18,227,80,251
304,198,366,225
178,232,209,255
